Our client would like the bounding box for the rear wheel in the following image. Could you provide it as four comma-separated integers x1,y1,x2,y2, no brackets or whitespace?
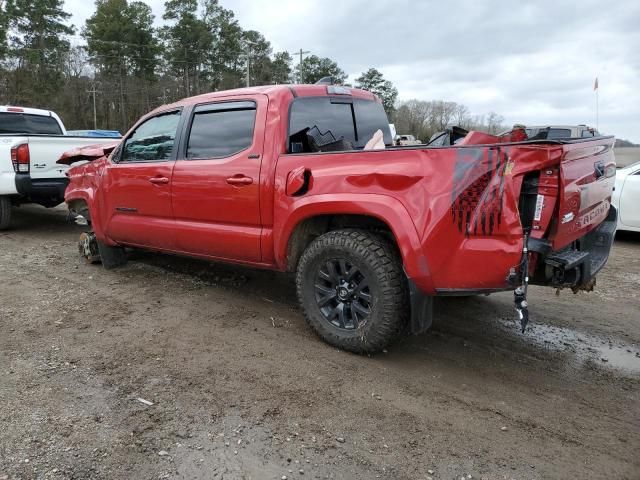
0,196,11,230
296,229,408,354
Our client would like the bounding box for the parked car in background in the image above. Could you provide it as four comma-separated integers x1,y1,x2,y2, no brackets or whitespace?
524,124,599,140
612,161,640,232
0,106,121,230
61,85,617,353
66,129,122,138
395,134,421,145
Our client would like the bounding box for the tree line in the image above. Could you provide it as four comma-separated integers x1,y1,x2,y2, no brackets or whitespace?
393,99,508,143
0,0,507,140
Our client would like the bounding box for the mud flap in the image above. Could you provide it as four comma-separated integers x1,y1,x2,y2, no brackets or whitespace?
407,278,434,335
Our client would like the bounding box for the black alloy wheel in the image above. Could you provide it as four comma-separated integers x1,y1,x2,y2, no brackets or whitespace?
314,259,372,330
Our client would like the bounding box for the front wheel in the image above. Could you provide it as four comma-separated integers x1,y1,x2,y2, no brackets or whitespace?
296,229,408,354
78,231,127,268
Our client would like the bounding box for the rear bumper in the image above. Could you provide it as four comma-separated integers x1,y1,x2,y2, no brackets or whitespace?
14,173,69,207
534,206,617,289
0,171,18,195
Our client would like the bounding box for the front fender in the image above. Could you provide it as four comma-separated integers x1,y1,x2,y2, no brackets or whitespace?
64,159,111,244
273,193,435,293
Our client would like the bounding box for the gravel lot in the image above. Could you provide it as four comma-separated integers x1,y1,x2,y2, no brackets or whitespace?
1,205,639,480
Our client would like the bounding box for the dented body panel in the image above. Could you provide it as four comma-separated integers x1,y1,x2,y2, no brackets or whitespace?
62,85,616,298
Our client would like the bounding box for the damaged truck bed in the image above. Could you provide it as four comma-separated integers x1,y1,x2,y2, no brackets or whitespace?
60,84,617,353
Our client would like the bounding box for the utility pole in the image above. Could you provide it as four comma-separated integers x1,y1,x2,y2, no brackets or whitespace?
296,48,310,84
158,88,170,105
86,81,101,130
244,40,257,87
184,47,190,95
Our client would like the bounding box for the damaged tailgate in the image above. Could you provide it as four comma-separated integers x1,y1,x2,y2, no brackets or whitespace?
549,137,616,250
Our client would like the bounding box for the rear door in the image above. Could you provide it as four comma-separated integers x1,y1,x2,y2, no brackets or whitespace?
102,109,182,249
171,96,266,262
550,138,616,248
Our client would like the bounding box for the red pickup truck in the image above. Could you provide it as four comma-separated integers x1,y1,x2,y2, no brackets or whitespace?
61,84,617,353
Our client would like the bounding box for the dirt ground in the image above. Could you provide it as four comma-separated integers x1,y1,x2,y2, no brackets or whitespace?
1,205,639,480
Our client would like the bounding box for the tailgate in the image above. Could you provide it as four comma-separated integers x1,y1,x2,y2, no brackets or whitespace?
549,137,616,249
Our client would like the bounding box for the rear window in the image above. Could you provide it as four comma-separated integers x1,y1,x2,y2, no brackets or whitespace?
546,129,572,140
581,129,595,138
288,97,391,153
186,102,256,159
0,113,63,135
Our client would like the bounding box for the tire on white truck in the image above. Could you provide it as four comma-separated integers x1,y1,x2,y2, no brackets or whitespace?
0,196,11,230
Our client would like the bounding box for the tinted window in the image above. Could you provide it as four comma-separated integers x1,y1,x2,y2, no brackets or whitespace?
121,111,181,162
0,113,63,134
546,129,572,140
187,103,256,159
353,100,392,146
289,98,392,152
289,98,355,152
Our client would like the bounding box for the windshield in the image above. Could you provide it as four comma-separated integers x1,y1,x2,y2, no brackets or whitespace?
0,113,63,135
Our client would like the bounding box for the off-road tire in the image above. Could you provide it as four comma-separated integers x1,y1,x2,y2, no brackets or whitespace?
0,196,11,230
96,240,127,269
296,229,408,354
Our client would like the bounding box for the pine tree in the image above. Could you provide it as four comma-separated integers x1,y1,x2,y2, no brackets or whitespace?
355,68,398,116
296,55,347,85
271,51,292,84
5,0,74,106
161,0,212,96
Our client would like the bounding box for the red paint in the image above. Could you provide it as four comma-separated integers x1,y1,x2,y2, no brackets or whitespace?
57,142,119,165
63,85,616,296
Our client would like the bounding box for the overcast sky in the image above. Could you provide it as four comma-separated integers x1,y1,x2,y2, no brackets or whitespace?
66,0,640,142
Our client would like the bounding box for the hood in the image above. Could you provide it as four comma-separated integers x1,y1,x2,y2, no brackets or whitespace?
57,142,119,165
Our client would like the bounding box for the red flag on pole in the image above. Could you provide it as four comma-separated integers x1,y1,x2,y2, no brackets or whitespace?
593,77,599,91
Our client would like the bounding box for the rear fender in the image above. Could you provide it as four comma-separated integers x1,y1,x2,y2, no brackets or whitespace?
274,193,434,292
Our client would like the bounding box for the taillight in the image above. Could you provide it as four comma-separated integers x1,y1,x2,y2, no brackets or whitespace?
10,144,30,173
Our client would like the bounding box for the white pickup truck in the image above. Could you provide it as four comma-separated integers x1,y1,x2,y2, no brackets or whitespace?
0,106,119,230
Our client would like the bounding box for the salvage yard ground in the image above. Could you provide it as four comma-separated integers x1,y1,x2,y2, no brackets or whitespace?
1,205,639,480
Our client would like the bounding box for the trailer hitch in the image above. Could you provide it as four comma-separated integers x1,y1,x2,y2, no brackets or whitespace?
514,229,531,333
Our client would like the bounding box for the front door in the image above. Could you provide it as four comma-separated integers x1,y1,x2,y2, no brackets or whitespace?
103,109,182,249
171,96,266,262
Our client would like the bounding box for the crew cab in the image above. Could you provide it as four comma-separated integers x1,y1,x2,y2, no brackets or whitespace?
0,106,120,230
61,85,617,353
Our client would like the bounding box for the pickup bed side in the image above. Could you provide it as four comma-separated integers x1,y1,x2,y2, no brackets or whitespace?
273,137,616,296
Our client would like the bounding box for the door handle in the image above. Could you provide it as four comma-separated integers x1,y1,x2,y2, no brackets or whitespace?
149,177,169,184
226,175,253,186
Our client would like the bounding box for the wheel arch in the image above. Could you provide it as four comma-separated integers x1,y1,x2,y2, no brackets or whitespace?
275,194,432,289
65,190,109,242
